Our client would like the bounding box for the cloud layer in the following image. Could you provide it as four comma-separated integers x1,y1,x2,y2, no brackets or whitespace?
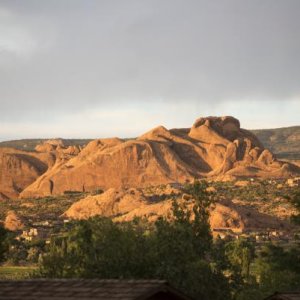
0,0,299,139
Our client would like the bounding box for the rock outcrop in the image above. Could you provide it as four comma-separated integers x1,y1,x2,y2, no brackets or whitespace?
64,188,149,220
19,116,299,198
0,148,50,199
0,140,81,199
64,186,287,231
4,210,24,231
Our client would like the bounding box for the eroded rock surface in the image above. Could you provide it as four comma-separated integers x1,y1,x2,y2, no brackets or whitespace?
64,185,289,231
1,116,298,199
19,116,299,198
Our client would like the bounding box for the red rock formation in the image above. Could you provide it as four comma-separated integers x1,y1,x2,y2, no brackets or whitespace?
0,148,49,199
19,116,298,198
4,210,24,231
64,186,288,231
0,140,81,199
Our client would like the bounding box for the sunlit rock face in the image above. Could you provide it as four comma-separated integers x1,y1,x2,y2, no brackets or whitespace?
16,116,299,199
0,116,297,199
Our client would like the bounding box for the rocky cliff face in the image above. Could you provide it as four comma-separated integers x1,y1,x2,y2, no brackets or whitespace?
0,148,49,199
0,140,81,199
18,116,298,198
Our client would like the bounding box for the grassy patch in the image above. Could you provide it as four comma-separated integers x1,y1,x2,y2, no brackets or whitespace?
0,265,38,280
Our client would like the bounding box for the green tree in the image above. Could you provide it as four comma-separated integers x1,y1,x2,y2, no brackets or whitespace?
290,189,300,225
237,244,300,300
225,239,255,281
39,180,231,300
220,238,257,300
6,238,28,265
254,244,300,287
0,225,9,263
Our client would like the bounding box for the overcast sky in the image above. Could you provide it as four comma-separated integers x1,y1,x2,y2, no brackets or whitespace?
0,0,299,140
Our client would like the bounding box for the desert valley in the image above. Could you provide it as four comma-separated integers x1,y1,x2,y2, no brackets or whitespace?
0,114,300,300
0,116,299,239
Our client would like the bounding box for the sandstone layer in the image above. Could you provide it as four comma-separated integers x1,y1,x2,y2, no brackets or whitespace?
20,116,298,198
64,186,288,232
0,140,80,199
4,210,24,231
0,148,50,199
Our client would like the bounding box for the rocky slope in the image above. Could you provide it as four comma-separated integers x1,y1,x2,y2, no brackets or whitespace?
0,148,51,199
251,126,300,160
2,126,299,160
19,116,299,198
0,138,91,152
0,140,80,199
64,185,290,232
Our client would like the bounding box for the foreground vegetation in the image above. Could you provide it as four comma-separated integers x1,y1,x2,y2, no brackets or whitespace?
0,266,37,280
0,181,299,300
0,192,86,221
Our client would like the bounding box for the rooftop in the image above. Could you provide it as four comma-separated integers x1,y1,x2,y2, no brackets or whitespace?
0,279,192,300
264,292,300,300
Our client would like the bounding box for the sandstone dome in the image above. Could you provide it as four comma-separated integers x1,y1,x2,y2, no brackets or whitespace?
0,116,298,200
19,116,299,198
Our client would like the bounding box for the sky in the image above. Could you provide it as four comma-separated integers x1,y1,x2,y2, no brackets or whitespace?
0,0,300,140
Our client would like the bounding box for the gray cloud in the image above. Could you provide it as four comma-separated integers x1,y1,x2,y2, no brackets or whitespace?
0,0,299,128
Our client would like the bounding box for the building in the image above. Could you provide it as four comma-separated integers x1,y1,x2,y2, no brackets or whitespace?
19,227,48,241
212,228,235,239
0,279,194,300
264,292,300,300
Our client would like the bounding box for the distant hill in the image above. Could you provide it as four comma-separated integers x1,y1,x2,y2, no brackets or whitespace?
0,125,299,160
0,139,92,151
251,126,300,160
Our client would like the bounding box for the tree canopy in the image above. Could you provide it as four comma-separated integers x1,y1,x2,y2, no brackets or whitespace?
38,181,300,300
39,181,230,300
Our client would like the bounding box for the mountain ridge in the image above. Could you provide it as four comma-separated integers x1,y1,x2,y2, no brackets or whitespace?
252,126,300,160
1,116,299,200
19,116,300,198
1,126,299,160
